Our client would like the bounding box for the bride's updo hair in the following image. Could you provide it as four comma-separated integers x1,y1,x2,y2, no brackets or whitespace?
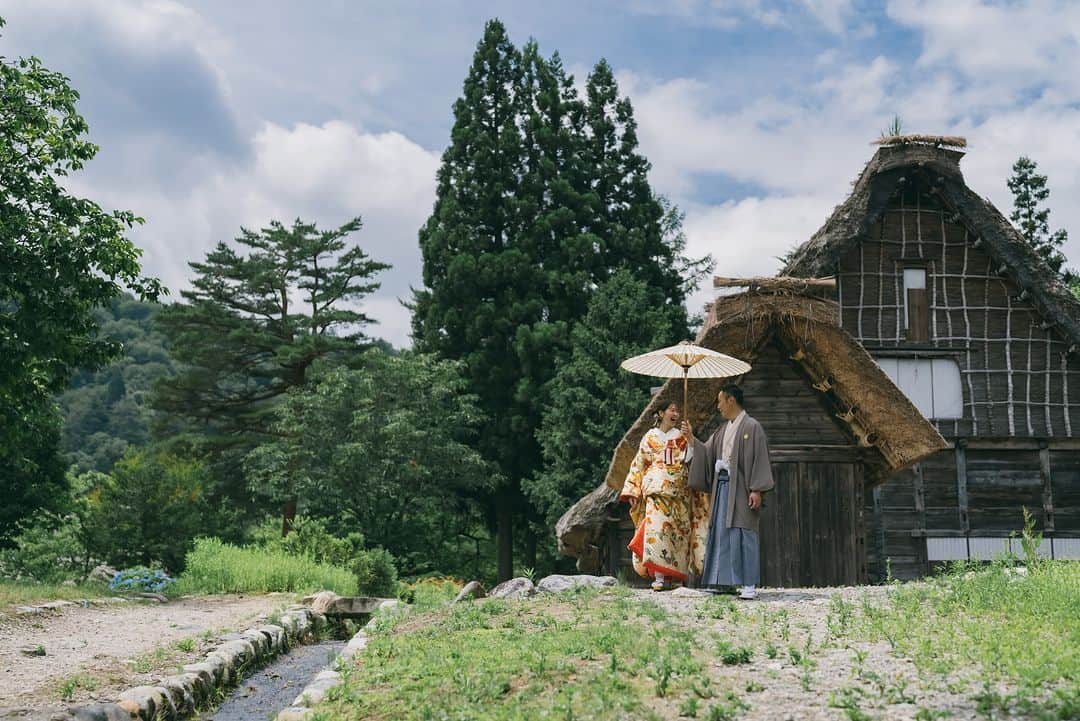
652,401,680,427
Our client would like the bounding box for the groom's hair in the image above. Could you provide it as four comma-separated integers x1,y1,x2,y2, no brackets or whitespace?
720,384,744,407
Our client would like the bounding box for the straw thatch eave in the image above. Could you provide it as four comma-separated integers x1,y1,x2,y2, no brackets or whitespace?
601,292,947,493
782,143,1080,349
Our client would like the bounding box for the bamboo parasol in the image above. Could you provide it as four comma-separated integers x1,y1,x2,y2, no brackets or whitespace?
620,340,751,423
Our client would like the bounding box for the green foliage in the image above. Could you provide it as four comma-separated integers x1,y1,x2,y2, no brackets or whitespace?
411,19,706,576
1007,156,1071,280
151,217,389,519
58,296,175,474
84,450,215,572
174,537,355,595
351,548,398,598
264,516,366,568
880,114,903,139
0,509,86,583
246,349,494,576
527,270,686,526
0,18,162,537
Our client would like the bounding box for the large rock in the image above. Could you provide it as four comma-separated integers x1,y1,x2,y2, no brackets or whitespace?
89,565,118,583
304,592,386,618
488,577,536,600
555,483,622,573
536,574,617,594
452,581,486,604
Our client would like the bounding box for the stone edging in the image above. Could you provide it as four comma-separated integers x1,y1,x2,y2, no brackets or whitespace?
51,605,327,721
272,599,401,721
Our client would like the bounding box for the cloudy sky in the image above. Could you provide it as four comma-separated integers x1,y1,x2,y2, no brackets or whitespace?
3,1,1079,347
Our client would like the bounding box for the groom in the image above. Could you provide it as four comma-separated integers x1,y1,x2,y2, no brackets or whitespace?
683,384,774,599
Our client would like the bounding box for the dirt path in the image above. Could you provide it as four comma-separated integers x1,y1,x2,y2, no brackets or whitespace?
0,593,296,717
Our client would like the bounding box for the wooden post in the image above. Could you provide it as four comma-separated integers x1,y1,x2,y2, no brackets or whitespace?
872,485,886,580
1040,444,1055,533
955,442,970,533
912,463,928,575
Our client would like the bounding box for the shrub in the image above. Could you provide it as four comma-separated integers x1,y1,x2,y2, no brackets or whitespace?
276,517,365,567
352,548,398,597
82,451,213,572
175,538,355,595
0,511,86,583
108,567,175,594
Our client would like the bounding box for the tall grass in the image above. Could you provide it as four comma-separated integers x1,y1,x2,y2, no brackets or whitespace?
174,538,356,595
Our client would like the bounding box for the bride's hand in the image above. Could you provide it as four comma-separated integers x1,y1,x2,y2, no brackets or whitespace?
681,420,693,438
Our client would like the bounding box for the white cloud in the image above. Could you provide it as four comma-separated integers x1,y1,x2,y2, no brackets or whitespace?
625,0,856,32
887,0,1080,96
71,120,439,348
683,194,834,313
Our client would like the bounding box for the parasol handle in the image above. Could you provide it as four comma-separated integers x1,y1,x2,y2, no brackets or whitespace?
682,366,690,431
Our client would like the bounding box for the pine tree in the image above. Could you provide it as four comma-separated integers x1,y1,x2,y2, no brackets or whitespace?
529,270,682,526
412,20,527,579
152,217,388,531
1007,156,1071,280
412,22,709,579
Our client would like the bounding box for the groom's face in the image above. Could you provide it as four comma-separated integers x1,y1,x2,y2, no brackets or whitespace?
717,391,737,420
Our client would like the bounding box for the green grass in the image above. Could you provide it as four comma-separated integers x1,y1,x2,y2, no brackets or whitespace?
856,559,1080,717
316,588,738,721
173,538,356,595
0,580,110,610
57,674,98,702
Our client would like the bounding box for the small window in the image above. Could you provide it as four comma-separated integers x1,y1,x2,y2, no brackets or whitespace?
876,357,963,419
903,268,929,341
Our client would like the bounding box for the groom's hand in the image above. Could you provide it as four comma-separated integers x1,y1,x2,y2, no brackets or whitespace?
748,491,762,510
681,420,693,438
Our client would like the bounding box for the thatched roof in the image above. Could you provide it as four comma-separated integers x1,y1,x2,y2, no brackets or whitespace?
873,133,967,149
602,291,947,492
783,142,1080,349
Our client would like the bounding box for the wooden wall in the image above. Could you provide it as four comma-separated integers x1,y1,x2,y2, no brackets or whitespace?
865,445,1080,580
835,184,1080,440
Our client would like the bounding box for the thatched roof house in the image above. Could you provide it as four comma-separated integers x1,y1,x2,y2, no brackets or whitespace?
784,138,1080,351
559,288,946,585
603,290,946,490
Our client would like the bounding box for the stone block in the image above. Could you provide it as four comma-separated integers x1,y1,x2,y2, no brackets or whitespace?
536,574,617,594
274,707,313,721
452,581,486,604
68,703,136,721
117,686,169,721
157,675,196,716
292,670,341,707
488,577,537,600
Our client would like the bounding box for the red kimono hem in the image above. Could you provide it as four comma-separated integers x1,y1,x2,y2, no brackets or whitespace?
627,522,689,583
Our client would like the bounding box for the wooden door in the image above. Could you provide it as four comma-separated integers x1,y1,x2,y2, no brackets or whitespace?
759,451,866,587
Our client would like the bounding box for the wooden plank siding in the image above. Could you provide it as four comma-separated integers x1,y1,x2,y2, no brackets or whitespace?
836,182,1080,580
836,185,1080,442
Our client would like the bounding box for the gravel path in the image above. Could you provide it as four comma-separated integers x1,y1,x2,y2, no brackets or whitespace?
636,585,986,721
0,594,295,717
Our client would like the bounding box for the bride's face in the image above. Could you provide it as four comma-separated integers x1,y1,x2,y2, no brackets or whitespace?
661,404,680,425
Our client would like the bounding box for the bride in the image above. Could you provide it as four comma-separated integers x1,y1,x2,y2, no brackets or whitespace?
619,401,710,590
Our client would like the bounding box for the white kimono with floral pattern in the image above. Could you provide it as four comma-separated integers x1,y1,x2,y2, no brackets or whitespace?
620,427,710,582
